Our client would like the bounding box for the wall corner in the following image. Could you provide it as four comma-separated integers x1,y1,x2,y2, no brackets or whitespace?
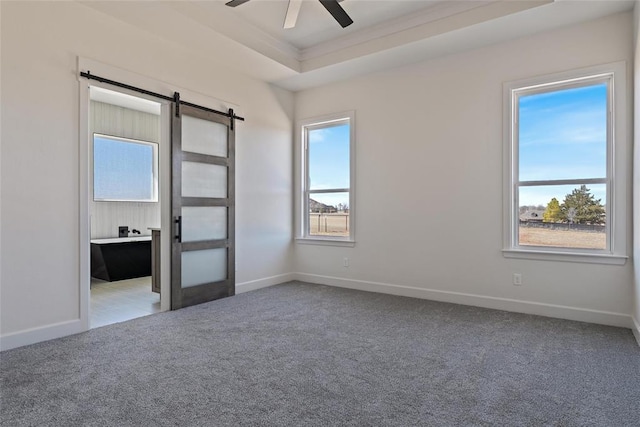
632,316,640,347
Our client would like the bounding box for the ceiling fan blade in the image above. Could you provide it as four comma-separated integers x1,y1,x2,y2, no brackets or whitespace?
319,0,353,28
283,0,303,29
225,0,250,7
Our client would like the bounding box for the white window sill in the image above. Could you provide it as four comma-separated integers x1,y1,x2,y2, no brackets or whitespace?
503,248,627,265
296,238,355,248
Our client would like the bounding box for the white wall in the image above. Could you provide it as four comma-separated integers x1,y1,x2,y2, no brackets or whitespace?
1,2,635,349
633,1,640,342
294,12,635,327
0,1,293,340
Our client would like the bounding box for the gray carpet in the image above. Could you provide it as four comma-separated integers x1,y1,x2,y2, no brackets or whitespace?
1,281,639,426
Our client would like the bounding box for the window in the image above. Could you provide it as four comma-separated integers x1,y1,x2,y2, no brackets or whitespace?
503,63,628,264
93,134,158,202
298,112,355,244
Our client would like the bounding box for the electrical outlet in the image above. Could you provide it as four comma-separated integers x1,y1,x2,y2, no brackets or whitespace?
513,273,522,286
343,257,349,268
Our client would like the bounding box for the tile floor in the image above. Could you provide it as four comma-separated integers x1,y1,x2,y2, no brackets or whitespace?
90,276,161,328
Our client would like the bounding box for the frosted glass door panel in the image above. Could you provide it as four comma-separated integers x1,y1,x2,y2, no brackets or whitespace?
182,207,227,242
181,248,227,288
182,162,227,198
182,115,228,157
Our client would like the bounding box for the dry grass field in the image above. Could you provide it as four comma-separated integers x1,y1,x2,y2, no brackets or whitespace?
519,227,605,249
308,214,605,248
309,213,349,237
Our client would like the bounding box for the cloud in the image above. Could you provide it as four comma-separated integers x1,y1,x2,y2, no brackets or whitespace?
308,128,328,144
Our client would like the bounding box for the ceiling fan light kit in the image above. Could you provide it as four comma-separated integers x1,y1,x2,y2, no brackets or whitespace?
225,0,354,29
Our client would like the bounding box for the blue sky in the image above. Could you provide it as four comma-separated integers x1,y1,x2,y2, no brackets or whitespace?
518,83,607,207
94,135,155,201
308,124,350,208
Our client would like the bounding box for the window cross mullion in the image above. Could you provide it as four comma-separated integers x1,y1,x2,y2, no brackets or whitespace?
518,178,607,187
309,188,350,194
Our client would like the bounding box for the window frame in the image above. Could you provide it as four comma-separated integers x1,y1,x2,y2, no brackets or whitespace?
296,111,355,246
502,62,628,265
93,133,159,203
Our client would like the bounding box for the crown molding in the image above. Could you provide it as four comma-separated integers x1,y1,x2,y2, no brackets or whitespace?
299,0,495,62
77,0,634,92
299,0,553,72
78,0,551,78
168,0,553,73
163,1,552,73
166,1,302,71
77,0,299,81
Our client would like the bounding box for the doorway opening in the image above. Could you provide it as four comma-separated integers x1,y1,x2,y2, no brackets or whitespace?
79,64,239,330
87,86,169,328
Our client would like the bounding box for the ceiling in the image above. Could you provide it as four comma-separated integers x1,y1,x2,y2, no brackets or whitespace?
80,0,635,91
223,0,458,50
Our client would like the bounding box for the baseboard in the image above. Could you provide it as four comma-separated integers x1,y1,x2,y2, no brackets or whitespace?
236,273,296,294
632,316,640,347
3,274,632,351
0,274,293,351
293,273,633,329
0,319,84,352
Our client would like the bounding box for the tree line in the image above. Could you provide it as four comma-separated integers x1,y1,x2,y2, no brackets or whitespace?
541,185,605,225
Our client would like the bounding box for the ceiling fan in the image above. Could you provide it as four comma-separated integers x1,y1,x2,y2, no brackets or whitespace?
225,0,354,29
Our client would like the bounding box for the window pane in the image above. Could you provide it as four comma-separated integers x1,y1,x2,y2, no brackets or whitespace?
518,184,606,250
93,135,157,201
518,83,607,181
308,123,350,190
308,192,349,237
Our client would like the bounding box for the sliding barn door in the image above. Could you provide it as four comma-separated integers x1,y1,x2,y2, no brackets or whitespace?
171,104,235,310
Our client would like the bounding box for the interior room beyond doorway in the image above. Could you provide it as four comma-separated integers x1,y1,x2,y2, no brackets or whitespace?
88,86,165,328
